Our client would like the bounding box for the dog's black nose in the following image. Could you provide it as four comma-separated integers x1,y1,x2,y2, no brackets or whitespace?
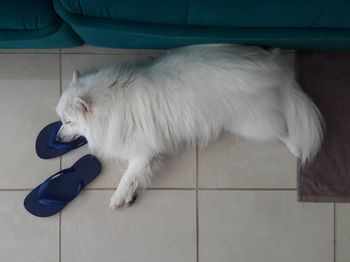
56,136,62,142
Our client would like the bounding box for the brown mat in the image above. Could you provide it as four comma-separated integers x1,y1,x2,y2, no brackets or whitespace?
297,51,350,202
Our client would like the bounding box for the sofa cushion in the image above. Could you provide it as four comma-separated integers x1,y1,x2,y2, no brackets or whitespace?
0,0,57,32
58,0,350,28
188,0,350,28
0,0,82,48
54,0,350,50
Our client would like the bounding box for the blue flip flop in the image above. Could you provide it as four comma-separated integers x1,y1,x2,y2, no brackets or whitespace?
24,155,101,217
36,121,87,159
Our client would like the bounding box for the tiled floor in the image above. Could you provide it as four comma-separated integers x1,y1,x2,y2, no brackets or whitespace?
0,46,348,262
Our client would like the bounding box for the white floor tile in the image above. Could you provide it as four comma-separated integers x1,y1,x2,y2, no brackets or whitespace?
0,54,60,188
198,191,333,262
336,204,350,262
152,147,196,188
61,190,196,262
199,133,296,188
0,191,58,262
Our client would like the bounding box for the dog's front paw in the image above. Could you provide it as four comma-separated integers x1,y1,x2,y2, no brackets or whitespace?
109,191,124,209
109,180,139,209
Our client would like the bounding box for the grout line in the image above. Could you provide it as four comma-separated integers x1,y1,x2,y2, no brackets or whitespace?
60,52,162,56
0,52,60,54
83,187,196,191
58,184,62,262
196,144,199,188
58,186,62,262
196,143,199,262
59,51,63,172
334,203,336,262
0,188,31,191
59,212,61,262
197,188,296,191
84,187,296,191
0,187,297,191
59,52,62,96
59,53,62,262
0,51,161,56
147,187,195,190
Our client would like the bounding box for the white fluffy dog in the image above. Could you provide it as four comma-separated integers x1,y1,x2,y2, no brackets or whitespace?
56,44,324,208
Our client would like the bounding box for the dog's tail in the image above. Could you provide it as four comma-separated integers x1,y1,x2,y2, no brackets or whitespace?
282,81,324,165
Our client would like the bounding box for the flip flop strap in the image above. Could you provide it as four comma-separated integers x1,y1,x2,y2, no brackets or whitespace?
37,168,83,206
48,122,87,150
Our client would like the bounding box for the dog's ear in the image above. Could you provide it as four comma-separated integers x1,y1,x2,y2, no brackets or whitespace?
73,96,91,114
72,70,81,83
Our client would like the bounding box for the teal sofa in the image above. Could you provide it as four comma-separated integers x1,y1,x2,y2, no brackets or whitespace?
1,0,350,50
0,0,82,48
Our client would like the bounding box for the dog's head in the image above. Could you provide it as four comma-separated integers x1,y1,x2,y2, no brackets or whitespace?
56,70,91,142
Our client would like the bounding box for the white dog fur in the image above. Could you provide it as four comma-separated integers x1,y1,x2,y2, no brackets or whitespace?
56,44,324,208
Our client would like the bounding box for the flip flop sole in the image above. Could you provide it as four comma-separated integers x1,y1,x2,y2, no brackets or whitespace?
24,155,101,217
36,121,87,159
